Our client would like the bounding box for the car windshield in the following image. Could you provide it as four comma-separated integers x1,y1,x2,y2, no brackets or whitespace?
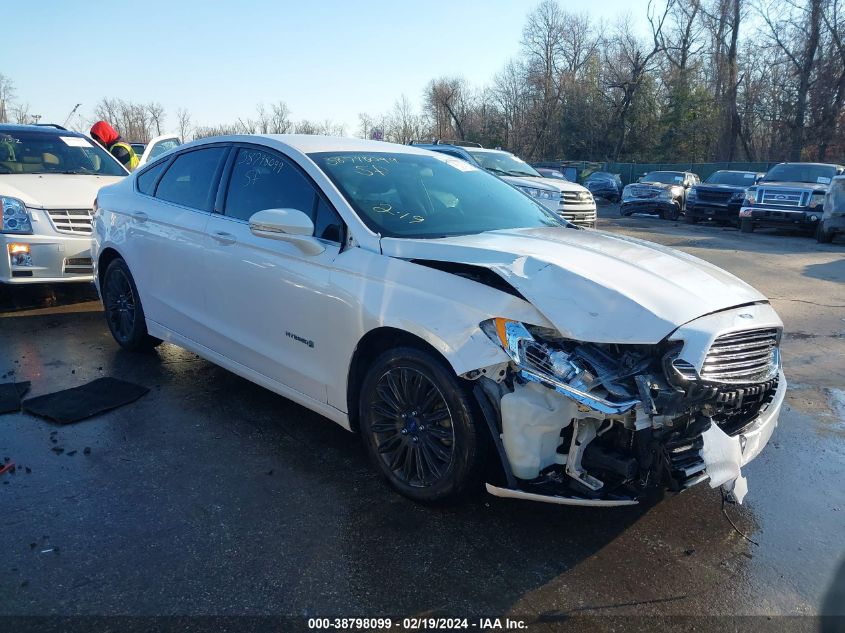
539,169,567,180
642,171,684,184
0,131,126,176
705,171,758,186
587,172,616,182
466,150,542,178
310,151,565,239
762,163,837,185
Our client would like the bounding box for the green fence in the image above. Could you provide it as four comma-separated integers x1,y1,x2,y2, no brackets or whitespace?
604,161,780,186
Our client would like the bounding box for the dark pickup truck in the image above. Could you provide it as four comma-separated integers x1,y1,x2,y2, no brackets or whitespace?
739,162,845,234
685,170,761,225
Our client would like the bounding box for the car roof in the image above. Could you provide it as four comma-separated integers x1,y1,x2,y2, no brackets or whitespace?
774,162,844,168
0,123,85,137
182,134,437,158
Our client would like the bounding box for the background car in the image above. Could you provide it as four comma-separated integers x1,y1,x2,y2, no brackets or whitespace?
684,170,761,225
621,170,699,220
137,134,181,166
739,162,844,234
92,135,784,508
1,123,127,284
413,141,597,227
583,171,623,203
817,174,845,243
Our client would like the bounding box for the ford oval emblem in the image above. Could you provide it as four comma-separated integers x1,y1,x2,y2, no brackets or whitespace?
739,313,754,319
776,195,786,200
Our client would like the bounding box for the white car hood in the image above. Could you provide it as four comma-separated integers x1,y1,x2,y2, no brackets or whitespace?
0,174,125,208
380,227,766,344
500,175,560,192
513,175,590,194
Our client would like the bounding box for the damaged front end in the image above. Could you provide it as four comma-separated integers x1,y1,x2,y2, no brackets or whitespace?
471,311,786,506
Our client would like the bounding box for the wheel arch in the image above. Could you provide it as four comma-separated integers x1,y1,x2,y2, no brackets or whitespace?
97,247,124,290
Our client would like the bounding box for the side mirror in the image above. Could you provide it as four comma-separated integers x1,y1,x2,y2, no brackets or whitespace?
249,208,325,256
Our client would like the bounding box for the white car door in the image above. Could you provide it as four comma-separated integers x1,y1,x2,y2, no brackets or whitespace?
130,145,230,339
202,145,344,402
138,134,181,166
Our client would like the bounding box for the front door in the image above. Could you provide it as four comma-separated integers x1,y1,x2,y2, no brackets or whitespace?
202,146,345,402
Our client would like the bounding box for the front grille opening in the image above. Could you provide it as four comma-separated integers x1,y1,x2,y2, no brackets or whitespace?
47,209,94,235
700,328,779,384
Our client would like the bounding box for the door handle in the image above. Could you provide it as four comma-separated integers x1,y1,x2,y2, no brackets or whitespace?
131,211,148,223
211,231,237,245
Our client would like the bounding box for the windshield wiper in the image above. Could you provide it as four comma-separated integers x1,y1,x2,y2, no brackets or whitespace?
485,167,510,176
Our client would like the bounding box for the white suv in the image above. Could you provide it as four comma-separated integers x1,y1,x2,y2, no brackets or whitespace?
0,124,127,284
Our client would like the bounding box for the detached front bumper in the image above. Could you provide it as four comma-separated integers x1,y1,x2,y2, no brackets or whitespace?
0,233,94,284
740,205,822,230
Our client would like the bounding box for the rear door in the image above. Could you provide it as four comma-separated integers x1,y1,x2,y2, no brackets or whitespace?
130,145,229,339
202,145,344,402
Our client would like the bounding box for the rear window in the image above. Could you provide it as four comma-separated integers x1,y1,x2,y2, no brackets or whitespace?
155,147,228,211
705,171,758,186
0,130,126,176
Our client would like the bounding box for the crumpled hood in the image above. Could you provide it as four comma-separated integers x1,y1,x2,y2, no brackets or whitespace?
381,226,766,344
0,174,125,208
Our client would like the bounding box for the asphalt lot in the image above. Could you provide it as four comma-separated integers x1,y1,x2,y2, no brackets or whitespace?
1,203,844,630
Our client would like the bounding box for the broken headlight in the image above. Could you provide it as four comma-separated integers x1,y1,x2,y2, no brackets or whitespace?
481,318,641,415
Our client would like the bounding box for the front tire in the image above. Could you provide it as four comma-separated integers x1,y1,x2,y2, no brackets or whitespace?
358,346,485,503
662,205,680,221
740,218,754,233
102,258,161,351
816,221,834,243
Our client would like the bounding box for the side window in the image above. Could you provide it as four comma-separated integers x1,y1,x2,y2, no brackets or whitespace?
314,198,342,242
155,147,228,211
224,148,317,223
136,161,167,196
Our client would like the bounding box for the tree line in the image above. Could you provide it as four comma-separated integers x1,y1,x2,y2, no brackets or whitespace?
2,0,844,163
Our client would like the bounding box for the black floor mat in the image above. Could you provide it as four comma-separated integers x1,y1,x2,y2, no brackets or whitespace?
22,377,149,424
0,381,31,414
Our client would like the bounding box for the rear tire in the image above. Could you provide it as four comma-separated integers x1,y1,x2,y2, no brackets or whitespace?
102,258,161,352
816,221,834,243
740,218,754,233
358,346,485,503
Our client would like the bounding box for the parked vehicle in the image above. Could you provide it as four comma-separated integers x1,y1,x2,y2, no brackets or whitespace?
621,171,699,220
739,162,845,234
0,123,127,284
131,143,146,157
93,135,784,507
535,167,568,180
138,134,181,166
583,171,623,203
817,175,845,243
412,142,597,227
685,170,761,225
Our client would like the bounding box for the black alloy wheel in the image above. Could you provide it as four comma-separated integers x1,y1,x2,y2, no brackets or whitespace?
359,347,485,502
102,259,161,351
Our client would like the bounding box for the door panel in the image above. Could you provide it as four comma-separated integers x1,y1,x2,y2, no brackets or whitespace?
203,214,339,401
201,146,345,402
131,146,228,339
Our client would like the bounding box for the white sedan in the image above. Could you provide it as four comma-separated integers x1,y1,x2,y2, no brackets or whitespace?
92,135,785,506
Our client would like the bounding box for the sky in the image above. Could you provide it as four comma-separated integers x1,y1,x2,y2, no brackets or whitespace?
5,0,651,136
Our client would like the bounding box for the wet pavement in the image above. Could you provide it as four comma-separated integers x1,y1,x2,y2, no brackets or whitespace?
1,205,843,630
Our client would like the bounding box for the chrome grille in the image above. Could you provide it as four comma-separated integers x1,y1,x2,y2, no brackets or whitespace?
760,188,806,207
64,257,93,275
700,328,780,384
560,209,597,226
47,209,94,235
697,190,732,203
628,186,658,199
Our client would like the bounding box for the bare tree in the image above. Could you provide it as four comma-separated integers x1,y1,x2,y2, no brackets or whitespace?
0,74,14,123
176,108,193,142
147,102,165,136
